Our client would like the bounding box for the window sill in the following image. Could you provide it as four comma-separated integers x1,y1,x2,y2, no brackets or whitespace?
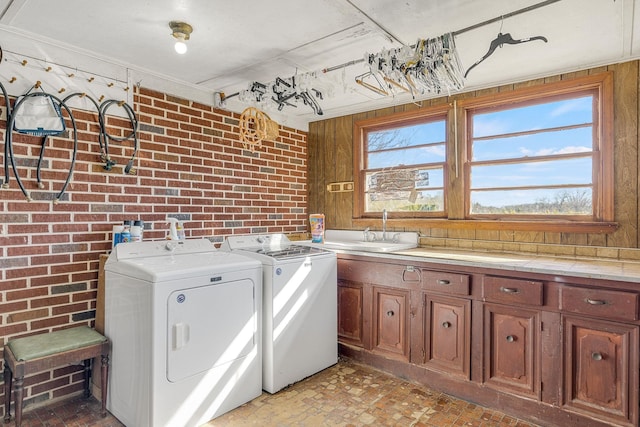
353,218,618,234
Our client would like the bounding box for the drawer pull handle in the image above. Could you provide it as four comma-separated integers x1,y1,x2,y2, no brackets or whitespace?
442,321,451,328
437,279,451,285
506,335,515,343
591,352,603,361
586,298,607,305
386,310,394,317
402,267,421,283
500,287,519,294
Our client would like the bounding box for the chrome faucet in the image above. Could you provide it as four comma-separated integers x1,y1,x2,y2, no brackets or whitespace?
382,209,387,241
363,227,377,242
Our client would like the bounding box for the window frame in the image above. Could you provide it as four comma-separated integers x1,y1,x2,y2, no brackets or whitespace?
466,90,598,220
352,72,615,233
460,72,614,224
353,104,450,219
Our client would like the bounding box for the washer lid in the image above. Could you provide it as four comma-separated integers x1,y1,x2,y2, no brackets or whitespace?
245,244,331,260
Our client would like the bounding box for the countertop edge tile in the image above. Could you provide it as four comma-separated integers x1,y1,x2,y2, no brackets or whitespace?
331,247,638,283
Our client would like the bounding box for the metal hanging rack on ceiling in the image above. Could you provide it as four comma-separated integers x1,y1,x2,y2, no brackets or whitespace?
321,0,562,74
219,0,562,114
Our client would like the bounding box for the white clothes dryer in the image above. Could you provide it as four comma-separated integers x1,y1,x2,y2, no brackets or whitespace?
104,239,262,427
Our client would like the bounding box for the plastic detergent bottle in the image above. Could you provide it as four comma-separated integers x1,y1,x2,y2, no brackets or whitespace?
131,220,144,242
167,218,185,240
121,220,132,243
112,225,124,248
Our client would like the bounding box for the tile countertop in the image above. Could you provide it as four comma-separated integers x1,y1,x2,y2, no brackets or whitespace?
333,247,640,284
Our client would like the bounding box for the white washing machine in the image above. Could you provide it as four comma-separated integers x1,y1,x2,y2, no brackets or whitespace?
104,239,262,427
221,234,337,393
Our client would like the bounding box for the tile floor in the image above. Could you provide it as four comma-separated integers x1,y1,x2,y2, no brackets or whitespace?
11,358,540,427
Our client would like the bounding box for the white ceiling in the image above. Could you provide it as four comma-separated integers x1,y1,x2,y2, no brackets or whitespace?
0,0,635,129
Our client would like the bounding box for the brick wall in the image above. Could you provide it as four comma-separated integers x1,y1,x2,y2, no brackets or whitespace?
0,86,308,412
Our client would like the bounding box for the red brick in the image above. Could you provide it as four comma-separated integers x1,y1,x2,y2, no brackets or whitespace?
0,323,28,339
52,302,89,315
31,315,70,330
72,291,97,302
5,266,47,279
31,295,70,308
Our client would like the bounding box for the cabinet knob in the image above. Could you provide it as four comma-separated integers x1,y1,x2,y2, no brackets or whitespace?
437,279,451,285
591,352,603,361
506,335,515,342
386,310,394,317
586,298,607,306
499,287,519,294
442,321,451,328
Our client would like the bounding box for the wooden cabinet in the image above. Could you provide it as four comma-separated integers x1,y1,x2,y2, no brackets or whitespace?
561,287,640,426
337,281,364,347
337,254,640,427
372,286,410,361
482,275,543,306
417,267,472,377
560,285,639,322
481,276,543,399
422,294,470,378
421,270,470,296
337,258,410,358
483,303,540,398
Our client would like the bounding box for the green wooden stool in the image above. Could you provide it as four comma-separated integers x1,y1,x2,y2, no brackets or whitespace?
3,326,110,427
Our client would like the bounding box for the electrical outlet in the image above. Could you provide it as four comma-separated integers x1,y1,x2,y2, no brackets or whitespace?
0,106,6,121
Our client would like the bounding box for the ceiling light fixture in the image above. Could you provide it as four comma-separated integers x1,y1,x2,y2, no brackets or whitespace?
169,21,193,55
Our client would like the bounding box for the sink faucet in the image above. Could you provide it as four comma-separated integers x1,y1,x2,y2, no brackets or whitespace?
382,209,387,241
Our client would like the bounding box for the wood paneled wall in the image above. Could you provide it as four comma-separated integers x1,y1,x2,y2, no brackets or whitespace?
308,61,640,250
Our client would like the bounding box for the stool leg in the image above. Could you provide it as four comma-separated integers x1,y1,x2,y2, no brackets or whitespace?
100,354,109,417
3,366,11,424
82,359,91,398
13,377,23,427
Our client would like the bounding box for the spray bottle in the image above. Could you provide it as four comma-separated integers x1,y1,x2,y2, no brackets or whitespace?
167,218,185,240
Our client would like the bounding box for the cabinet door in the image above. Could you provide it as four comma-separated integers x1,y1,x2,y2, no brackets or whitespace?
423,294,470,378
484,304,540,399
338,281,364,347
372,286,409,361
564,316,639,426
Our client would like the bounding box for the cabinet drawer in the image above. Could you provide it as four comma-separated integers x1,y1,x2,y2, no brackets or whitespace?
422,270,470,296
482,276,543,306
560,286,639,321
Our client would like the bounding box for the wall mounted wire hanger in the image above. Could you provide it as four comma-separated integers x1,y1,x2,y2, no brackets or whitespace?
463,17,548,78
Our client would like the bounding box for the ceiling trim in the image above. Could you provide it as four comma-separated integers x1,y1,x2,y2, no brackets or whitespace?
343,0,405,45
0,0,26,24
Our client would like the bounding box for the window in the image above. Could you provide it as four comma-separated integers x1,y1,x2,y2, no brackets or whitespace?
463,73,613,222
468,93,595,218
354,107,449,217
353,73,614,229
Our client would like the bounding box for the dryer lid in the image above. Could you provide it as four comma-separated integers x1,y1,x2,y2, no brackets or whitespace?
104,239,261,282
